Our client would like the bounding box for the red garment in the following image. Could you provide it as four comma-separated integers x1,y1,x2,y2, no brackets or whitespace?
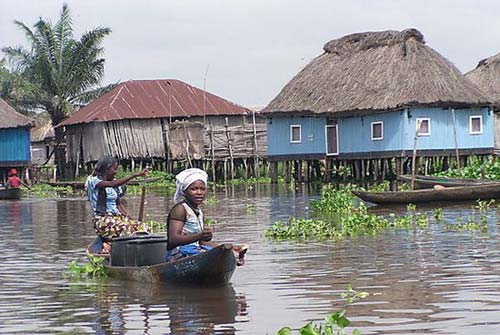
8,176,21,188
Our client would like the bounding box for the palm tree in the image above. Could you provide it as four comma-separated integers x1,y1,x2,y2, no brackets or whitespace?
2,4,112,178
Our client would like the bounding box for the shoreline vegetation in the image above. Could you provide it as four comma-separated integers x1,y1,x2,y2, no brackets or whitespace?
26,155,500,198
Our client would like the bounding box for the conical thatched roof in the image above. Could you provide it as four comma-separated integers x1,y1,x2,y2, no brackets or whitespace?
263,29,489,115
465,53,500,107
0,98,33,129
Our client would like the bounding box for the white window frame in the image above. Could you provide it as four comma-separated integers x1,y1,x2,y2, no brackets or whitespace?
325,124,339,156
416,118,431,136
371,121,383,141
290,125,302,143
469,115,483,135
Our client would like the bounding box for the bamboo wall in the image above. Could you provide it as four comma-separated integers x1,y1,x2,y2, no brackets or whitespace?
64,114,268,179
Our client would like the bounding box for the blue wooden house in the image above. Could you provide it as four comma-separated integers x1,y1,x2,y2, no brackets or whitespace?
466,52,500,152
262,29,492,168
0,98,33,176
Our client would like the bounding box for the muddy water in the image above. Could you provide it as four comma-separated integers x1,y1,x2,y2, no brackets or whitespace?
1,185,500,334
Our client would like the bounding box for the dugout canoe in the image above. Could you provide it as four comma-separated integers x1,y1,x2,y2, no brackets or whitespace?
0,188,22,200
396,174,498,189
352,182,500,205
86,236,237,286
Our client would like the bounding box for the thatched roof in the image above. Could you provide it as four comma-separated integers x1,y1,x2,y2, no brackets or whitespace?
0,98,33,129
262,29,489,116
466,52,500,107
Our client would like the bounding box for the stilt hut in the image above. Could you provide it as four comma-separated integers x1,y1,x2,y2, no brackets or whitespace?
0,98,34,183
30,120,56,182
57,79,267,180
466,53,500,153
261,29,492,181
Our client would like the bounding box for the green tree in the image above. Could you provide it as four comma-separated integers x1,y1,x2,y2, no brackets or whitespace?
1,3,112,177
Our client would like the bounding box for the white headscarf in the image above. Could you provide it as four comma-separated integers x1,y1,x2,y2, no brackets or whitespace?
173,168,208,203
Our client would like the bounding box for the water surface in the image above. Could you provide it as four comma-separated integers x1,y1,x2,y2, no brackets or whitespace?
1,185,500,334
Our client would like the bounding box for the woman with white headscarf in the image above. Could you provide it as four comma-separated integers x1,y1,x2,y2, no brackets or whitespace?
166,168,247,264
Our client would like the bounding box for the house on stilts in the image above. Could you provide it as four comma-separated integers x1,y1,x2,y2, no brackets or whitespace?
466,52,500,154
261,29,492,182
0,98,34,183
30,119,56,182
56,79,267,181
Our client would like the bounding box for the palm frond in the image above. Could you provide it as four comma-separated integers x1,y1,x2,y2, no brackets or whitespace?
54,3,73,73
3,4,112,119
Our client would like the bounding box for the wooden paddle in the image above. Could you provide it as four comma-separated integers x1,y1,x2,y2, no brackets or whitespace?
138,174,147,221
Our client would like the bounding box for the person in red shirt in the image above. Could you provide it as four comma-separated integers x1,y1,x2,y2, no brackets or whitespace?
6,169,29,189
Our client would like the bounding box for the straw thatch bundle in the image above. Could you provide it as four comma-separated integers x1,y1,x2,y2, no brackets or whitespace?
263,29,489,115
466,53,500,107
0,98,33,129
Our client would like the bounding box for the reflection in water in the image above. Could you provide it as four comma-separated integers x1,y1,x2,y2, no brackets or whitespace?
92,283,247,335
2,188,500,334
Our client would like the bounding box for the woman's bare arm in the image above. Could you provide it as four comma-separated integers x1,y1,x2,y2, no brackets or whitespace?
96,169,148,188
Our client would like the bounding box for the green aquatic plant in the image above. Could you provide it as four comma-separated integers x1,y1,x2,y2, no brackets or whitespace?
204,218,216,226
245,203,256,213
267,186,430,241
68,255,107,278
276,284,367,335
226,176,273,185
29,183,73,197
277,310,361,335
474,199,495,212
144,220,167,233
435,156,500,180
406,203,417,212
444,215,488,232
432,208,444,221
341,284,369,304
206,196,218,205
369,181,390,192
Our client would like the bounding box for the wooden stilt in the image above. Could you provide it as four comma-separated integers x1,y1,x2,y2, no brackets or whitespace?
285,161,291,183
271,161,278,184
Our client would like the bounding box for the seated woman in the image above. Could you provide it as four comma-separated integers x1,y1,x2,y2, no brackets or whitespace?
6,169,30,189
165,168,247,265
87,156,150,246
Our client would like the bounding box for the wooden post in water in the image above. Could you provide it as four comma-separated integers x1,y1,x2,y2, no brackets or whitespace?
209,124,216,183
411,121,421,190
452,108,461,170
271,161,278,184
285,161,291,183
324,159,331,183
252,110,260,179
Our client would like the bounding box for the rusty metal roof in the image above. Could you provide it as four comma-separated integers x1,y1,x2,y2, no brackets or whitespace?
0,98,34,129
58,79,251,127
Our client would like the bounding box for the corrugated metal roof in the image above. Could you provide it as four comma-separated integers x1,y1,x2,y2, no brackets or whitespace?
58,79,251,127
0,98,34,129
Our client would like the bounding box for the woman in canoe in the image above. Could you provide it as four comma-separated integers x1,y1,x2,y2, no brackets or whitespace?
166,168,247,265
87,156,150,249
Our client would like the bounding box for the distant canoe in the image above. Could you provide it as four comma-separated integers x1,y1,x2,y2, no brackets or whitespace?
352,182,500,205
397,174,498,189
87,236,237,286
46,177,161,189
0,188,22,200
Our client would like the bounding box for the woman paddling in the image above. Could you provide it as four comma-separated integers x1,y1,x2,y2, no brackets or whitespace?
86,156,150,249
165,168,247,265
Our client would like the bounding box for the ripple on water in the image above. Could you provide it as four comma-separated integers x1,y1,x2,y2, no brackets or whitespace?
2,188,500,334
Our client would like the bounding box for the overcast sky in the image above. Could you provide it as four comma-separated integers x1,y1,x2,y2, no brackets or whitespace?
1,0,500,108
